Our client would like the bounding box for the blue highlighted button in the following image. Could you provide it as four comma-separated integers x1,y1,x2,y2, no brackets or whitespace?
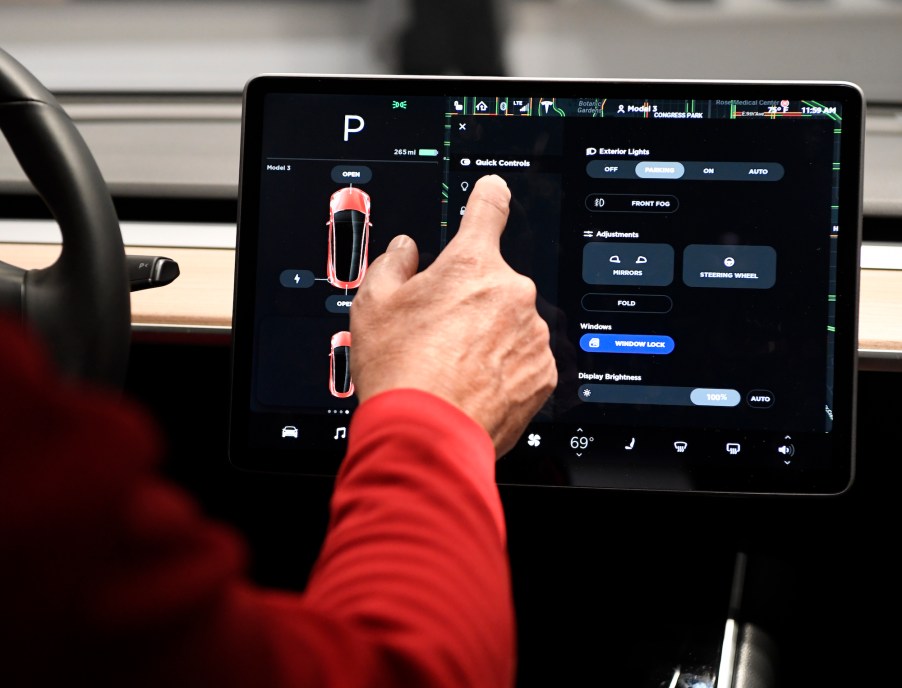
580,333,675,354
690,388,741,407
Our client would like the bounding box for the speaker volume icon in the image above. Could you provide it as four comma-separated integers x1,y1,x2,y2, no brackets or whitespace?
777,435,795,459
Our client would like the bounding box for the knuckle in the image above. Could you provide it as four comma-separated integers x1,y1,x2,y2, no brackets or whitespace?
509,272,537,299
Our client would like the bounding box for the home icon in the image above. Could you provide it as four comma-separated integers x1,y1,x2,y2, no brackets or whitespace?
475,100,488,112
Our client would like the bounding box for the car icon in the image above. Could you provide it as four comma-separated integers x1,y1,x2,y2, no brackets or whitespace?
327,185,371,289
329,330,354,398
281,425,299,439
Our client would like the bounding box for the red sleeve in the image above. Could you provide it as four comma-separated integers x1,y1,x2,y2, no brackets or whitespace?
0,318,515,688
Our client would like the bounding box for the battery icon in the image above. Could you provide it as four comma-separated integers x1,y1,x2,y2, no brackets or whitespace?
418,148,439,157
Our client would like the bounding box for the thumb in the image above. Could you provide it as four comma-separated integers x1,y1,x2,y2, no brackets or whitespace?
356,234,419,302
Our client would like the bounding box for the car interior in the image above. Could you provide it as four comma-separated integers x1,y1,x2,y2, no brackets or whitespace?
2,1,901,686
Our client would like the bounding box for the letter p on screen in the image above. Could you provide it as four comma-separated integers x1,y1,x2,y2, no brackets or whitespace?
343,115,365,141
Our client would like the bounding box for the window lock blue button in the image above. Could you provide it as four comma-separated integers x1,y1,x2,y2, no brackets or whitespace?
580,333,675,354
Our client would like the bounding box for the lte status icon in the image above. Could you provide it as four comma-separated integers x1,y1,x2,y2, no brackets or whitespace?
510,98,530,115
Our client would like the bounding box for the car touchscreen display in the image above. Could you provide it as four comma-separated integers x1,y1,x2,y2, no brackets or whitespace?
230,75,863,495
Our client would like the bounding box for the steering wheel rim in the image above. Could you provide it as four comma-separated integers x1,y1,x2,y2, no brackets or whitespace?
0,47,130,388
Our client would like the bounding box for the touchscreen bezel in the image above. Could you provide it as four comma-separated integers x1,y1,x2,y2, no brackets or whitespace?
230,74,863,496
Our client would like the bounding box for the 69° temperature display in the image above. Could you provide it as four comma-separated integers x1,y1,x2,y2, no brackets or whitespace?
570,434,594,450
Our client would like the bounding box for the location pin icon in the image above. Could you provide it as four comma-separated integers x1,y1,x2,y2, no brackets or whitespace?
461,181,469,191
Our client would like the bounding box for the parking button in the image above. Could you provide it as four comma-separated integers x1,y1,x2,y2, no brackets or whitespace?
635,161,685,179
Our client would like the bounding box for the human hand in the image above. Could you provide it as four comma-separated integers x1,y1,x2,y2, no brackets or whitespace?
350,174,557,457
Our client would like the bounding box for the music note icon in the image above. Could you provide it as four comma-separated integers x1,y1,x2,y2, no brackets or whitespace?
334,426,347,440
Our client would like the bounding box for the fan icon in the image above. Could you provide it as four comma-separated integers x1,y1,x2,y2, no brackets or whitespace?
527,433,542,448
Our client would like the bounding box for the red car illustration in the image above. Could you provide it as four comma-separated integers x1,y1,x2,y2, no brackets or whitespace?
327,185,371,289
329,330,354,398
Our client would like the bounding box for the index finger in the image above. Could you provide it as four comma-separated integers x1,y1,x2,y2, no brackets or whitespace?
447,175,511,255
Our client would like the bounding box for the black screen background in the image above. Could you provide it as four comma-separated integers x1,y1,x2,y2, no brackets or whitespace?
230,78,861,494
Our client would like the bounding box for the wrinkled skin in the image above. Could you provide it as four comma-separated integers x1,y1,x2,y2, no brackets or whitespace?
350,174,557,457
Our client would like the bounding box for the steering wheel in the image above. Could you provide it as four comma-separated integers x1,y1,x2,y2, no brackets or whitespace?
0,48,130,388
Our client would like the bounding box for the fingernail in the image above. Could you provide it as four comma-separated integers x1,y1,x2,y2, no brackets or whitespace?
388,234,412,251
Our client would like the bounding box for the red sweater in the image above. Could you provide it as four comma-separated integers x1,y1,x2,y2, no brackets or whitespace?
0,318,515,688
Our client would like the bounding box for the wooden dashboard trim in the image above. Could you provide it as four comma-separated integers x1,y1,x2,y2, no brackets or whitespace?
3,242,901,369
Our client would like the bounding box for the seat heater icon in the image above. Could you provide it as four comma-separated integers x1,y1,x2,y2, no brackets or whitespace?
329,331,354,398
327,186,371,289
